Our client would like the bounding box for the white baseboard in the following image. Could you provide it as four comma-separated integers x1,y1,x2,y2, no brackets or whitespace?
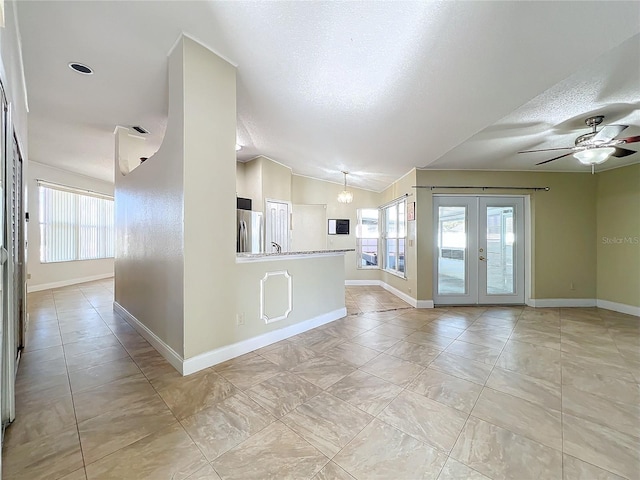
28,273,114,293
346,286,636,315
380,282,417,308
182,307,347,375
113,302,185,374
417,300,435,309
345,280,381,286
596,299,640,317
527,298,597,308
345,279,434,309
113,302,347,376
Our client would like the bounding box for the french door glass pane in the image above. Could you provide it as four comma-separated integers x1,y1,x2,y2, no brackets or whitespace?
486,206,515,294
437,206,466,294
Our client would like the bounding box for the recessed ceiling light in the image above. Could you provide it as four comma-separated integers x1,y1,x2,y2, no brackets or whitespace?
235,144,242,151
68,62,93,75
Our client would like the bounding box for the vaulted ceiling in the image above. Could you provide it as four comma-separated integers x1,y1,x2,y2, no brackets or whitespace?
17,1,640,191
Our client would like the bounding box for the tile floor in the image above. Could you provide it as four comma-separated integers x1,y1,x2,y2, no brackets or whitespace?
2,282,640,479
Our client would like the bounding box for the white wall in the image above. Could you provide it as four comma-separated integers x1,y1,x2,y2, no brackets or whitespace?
0,1,28,153
27,162,114,291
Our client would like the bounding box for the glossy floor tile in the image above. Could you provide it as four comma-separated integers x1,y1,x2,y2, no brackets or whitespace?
333,418,447,480
3,282,639,480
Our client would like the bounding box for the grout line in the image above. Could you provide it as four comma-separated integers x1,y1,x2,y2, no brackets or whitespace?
56,288,89,472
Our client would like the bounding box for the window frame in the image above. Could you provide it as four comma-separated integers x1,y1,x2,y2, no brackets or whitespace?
355,208,380,270
381,197,407,279
38,181,115,263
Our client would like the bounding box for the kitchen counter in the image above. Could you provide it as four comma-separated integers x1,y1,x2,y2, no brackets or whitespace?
236,249,354,263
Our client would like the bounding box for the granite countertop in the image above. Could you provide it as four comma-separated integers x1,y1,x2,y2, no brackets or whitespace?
236,249,354,259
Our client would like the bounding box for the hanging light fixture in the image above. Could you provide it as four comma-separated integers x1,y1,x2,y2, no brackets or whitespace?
337,171,353,204
573,147,615,174
573,147,615,166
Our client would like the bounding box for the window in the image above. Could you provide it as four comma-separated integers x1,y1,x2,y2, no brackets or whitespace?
356,209,379,268
38,181,114,263
382,197,406,277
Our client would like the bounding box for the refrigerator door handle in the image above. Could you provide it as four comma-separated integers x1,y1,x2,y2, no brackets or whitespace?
238,221,243,252
243,221,248,252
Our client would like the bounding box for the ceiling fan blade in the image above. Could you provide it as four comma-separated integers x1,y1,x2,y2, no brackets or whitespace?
611,147,637,158
592,124,628,143
535,152,574,166
518,147,573,154
619,135,640,145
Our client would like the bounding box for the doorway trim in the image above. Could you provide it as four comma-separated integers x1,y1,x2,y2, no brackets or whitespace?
432,194,531,306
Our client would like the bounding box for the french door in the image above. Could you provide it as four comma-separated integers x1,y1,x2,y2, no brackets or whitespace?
433,196,525,305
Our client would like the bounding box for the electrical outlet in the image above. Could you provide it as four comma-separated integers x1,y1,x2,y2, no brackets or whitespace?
27,273,31,280
408,287,412,293
236,313,245,326
570,282,575,291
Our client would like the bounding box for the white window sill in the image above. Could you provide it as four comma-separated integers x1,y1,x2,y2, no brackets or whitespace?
383,268,406,280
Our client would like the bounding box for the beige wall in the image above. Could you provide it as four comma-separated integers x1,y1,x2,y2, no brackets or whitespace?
291,174,382,281
229,256,345,349
182,38,237,359
115,38,187,356
596,164,640,308
415,170,598,302
27,162,115,290
262,158,292,206
237,156,292,214
380,169,418,298
115,37,349,370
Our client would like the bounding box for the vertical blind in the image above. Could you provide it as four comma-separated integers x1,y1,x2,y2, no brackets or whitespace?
38,181,114,263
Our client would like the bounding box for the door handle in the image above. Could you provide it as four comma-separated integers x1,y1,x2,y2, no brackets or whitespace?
479,256,486,261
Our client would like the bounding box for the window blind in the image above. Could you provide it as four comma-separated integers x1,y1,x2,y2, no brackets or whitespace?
38,180,115,263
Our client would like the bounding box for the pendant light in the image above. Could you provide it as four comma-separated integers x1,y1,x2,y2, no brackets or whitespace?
573,147,615,166
337,171,353,204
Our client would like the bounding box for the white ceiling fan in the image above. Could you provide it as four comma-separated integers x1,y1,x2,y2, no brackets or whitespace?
518,115,639,171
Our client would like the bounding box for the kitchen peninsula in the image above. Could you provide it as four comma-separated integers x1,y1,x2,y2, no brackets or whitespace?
236,248,354,261
176,249,354,374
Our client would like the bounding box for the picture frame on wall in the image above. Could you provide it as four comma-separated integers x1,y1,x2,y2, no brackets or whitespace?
407,202,415,221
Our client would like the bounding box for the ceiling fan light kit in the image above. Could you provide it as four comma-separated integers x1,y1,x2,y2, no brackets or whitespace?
573,147,615,165
518,115,639,169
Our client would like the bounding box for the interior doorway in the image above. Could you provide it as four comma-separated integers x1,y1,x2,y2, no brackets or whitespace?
433,196,525,305
265,199,291,253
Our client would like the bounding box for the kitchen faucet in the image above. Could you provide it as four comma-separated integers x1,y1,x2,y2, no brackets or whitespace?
271,242,282,253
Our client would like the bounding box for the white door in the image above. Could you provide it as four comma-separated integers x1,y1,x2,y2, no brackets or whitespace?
433,196,525,305
265,199,290,253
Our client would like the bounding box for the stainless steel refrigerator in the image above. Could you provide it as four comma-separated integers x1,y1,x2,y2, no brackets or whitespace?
237,209,264,253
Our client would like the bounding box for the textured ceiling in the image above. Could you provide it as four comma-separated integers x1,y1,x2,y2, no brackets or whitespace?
17,1,640,190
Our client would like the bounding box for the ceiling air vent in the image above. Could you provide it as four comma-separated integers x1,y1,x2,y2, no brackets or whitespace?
68,62,94,75
132,126,149,134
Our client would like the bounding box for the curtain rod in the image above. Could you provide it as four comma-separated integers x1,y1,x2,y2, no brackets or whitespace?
378,192,413,209
412,185,550,191
36,179,114,199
